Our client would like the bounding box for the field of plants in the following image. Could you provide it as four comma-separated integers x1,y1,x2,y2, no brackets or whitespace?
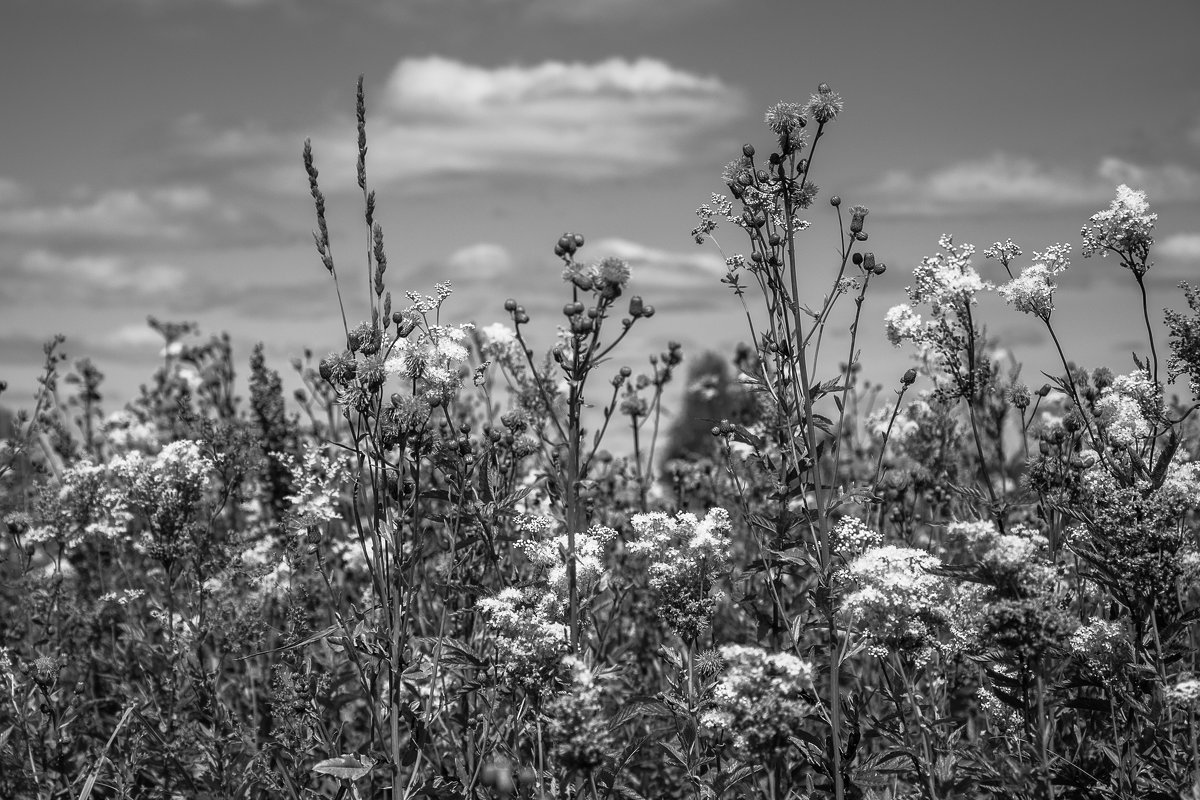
3,80,1200,800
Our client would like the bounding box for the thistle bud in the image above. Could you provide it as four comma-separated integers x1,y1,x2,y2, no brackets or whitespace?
629,296,644,316
861,252,876,272
742,143,755,158
642,305,655,318
830,195,841,207
504,298,518,312
852,252,863,266
902,368,918,386
1037,383,1052,397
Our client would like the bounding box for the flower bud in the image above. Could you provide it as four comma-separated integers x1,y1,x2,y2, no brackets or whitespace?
852,252,863,266
861,252,876,272
573,233,585,248
830,195,841,207
629,296,644,316
504,298,517,312
901,368,918,386
742,143,755,158
1037,383,1052,397
642,305,655,318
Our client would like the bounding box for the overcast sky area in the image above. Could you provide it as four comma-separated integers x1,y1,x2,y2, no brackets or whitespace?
2,0,1200,419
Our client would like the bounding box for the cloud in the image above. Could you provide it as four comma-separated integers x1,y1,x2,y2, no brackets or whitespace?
178,56,744,191
864,153,1200,215
444,243,514,279
14,249,188,297
1158,233,1200,261
589,237,726,290
0,186,210,240
0,178,23,204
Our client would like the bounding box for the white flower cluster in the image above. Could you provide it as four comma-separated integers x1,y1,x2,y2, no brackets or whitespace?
831,516,883,558
840,545,953,657
701,644,814,761
478,323,522,367
282,445,349,526
109,440,214,557
478,586,569,690
517,520,616,598
908,235,989,313
386,323,475,404
627,508,733,591
884,304,924,348
1095,370,1157,448
1167,676,1200,709
996,264,1054,317
1069,619,1128,678
1080,184,1156,262
100,410,160,454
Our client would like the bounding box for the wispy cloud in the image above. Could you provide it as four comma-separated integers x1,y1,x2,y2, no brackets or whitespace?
1158,233,1200,261
590,238,726,290
178,56,744,191
10,249,188,300
864,153,1200,215
0,183,289,247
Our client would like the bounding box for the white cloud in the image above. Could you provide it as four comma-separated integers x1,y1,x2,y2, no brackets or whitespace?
1158,233,1200,261
590,237,726,289
0,186,214,239
18,249,187,295
865,153,1200,215
181,56,743,190
444,243,514,279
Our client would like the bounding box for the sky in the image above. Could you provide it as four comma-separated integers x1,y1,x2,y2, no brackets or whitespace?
2,0,1200,424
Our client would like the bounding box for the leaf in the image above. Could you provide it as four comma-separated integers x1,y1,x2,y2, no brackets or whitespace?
313,754,376,781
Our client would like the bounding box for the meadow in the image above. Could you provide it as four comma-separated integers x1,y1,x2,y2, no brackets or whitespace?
3,79,1200,800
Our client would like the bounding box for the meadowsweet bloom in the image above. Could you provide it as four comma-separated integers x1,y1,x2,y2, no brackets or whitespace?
100,410,159,454
1167,676,1200,709
517,520,616,598
840,545,953,658
544,656,615,773
701,645,814,762
908,236,989,312
997,263,1057,318
628,508,732,640
1095,370,1157,448
478,587,569,690
884,304,924,347
34,460,129,547
978,685,1023,736
109,440,213,564
1080,184,1156,268
282,445,349,526
479,323,521,365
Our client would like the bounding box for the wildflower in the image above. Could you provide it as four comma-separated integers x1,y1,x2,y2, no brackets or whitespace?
997,263,1056,318
100,409,159,453
544,656,614,773
1069,619,1129,679
517,520,616,599
109,440,213,564
1167,676,1200,709
884,304,925,347
282,445,349,526
1094,370,1156,448
701,645,814,762
908,236,989,312
805,82,843,125
831,516,883,558
385,323,474,405
983,239,1022,266
763,101,805,135
840,545,953,658
594,256,631,295
478,587,569,691
1080,184,1156,269
628,508,733,641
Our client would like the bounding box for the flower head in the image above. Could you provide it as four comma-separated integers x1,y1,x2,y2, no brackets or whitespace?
701,645,814,762
1080,184,1156,268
